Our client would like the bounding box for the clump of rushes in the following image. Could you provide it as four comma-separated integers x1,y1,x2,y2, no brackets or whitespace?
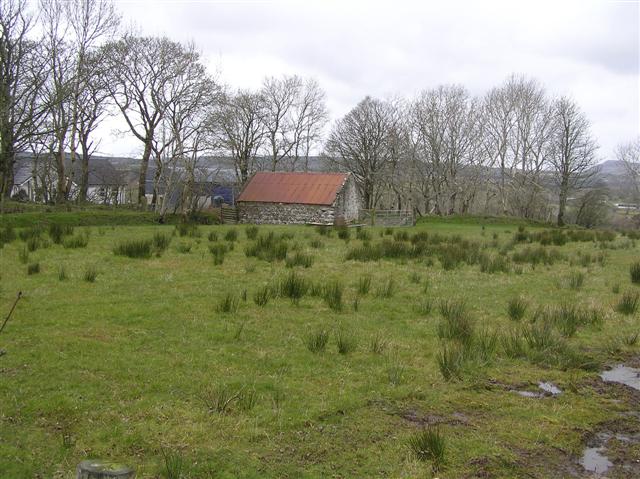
285,251,314,268
63,233,89,249
376,278,396,298
567,270,585,290
437,299,474,344
48,223,73,244
152,232,171,253
507,296,528,321
208,231,218,242
58,265,67,281
224,229,238,242
279,271,309,305
83,265,98,283
630,261,640,284
323,280,344,312
216,292,239,313
113,238,152,258
27,262,40,275
245,225,259,240
209,243,228,265
369,332,387,354
407,426,446,471
616,290,639,316
305,328,329,353
357,274,372,295
253,284,271,307
335,329,357,354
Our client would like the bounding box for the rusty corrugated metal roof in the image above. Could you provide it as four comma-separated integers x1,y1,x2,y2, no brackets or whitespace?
237,172,349,206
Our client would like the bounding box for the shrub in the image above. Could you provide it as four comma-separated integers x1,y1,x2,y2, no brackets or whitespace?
616,291,639,316
216,292,239,313
336,329,357,354
114,239,152,258
279,271,309,304
305,328,329,353
285,251,314,268
631,261,640,284
375,278,396,298
224,229,238,242
356,274,372,295
407,426,446,470
507,296,528,321
245,225,259,240
253,285,271,307
152,232,171,252
63,234,89,249
323,280,344,312
83,265,98,283
27,262,40,275
48,223,73,244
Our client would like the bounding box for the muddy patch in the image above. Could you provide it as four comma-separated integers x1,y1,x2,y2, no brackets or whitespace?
578,419,640,478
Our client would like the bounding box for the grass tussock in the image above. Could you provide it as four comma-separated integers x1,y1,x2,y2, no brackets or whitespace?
245,232,288,262
83,265,98,283
63,233,89,249
217,292,240,313
279,271,309,305
152,232,172,253
305,328,330,353
375,278,396,298
507,296,528,321
245,225,259,240
322,280,344,312
616,291,639,316
285,251,314,268
113,238,152,258
48,223,74,244
336,329,357,354
27,262,40,275
407,426,446,471
253,285,272,307
630,261,640,284
356,274,372,295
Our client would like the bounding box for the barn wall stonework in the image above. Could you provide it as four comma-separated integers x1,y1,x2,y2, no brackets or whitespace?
333,176,360,222
238,202,337,225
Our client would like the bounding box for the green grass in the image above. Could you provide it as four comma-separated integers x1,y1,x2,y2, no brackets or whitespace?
1,217,639,477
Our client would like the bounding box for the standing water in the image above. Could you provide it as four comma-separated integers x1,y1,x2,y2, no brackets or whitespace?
600,365,640,391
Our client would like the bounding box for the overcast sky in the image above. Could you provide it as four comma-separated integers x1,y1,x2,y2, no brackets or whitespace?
98,0,639,162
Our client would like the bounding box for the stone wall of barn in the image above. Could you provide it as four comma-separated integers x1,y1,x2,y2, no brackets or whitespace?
333,175,360,223
238,202,337,225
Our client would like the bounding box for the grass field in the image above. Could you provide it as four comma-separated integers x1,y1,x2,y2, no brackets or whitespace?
1,215,639,478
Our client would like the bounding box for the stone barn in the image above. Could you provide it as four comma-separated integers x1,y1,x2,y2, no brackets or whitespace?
237,172,360,225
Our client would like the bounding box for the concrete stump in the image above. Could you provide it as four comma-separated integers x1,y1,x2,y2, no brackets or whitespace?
76,460,135,479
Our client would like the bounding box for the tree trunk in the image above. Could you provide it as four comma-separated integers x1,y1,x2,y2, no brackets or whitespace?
557,178,569,226
137,139,153,207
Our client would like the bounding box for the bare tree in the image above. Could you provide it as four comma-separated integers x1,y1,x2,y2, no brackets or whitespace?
64,0,120,202
261,75,302,171
617,137,640,204
325,96,401,209
549,97,599,226
410,85,483,215
102,35,194,206
0,0,47,201
213,89,265,185
39,0,76,202
290,78,328,171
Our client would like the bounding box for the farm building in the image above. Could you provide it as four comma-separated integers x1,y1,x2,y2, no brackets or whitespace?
237,172,360,225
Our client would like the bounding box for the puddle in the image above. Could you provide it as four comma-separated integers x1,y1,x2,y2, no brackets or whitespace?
580,446,613,474
538,382,562,396
511,382,562,398
600,365,640,391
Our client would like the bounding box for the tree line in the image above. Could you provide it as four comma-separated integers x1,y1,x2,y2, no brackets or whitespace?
1,0,638,225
